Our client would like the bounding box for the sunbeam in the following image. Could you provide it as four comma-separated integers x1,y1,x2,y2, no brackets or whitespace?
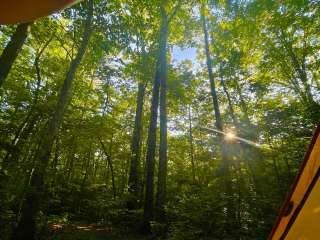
198,127,261,148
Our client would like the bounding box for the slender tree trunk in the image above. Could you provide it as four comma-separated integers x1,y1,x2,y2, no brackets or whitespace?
108,139,116,200
201,3,236,233
155,7,169,221
51,139,60,186
12,2,93,239
2,114,38,169
188,105,196,183
279,30,315,105
278,29,320,123
201,4,230,174
99,138,116,199
2,38,52,170
233,71,251,126
236,158,243,235
142,61,161,231
128,81,146,209
201,8,223,132
0,22,31,87
77,149,92,213
65,141,76,182
143,0,181,230
80,151,92,191
220,67,238,126
92,153,100,184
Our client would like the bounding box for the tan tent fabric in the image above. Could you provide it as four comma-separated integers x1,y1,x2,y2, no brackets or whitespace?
269,125,320,239
0,0,80,24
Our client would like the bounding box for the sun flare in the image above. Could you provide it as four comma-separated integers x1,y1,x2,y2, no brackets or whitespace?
225,131,236,140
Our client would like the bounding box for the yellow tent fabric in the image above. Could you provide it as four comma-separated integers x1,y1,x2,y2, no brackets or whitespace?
0,0,80,24
269,125,320,239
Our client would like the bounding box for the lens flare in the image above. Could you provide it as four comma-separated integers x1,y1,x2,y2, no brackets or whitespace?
225,131,235,140
198,127,262,148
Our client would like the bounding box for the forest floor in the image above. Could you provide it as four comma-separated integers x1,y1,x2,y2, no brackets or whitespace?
48,221,148,240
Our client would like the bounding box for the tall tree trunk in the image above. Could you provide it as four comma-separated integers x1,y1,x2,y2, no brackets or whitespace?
99,137,116,199
220,67,238,126
143,0,181,230
201,3,235,233
0,22,31,87
188,105,196,183
65,139,76,182
80,150,92,191
155,7,169,221
236,157,243,234
51,139,60,186
201,8,223,132
127,81,146,209
142,60,161,232
12,2,93,239
201,5,228,166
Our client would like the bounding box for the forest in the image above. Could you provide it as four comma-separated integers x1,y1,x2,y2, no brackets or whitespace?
0,0,319,239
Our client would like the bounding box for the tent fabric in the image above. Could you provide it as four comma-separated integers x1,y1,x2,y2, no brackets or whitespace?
269,125,320,239
0,0,80,24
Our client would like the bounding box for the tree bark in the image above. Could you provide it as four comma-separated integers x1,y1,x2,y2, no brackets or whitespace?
142,59,161,231
201,3,236,232
143,0,181,230
128,80,146,209
155,6,169,221
188,105,196,183
221,74,238,126
201,7,223,132
127,35,147,203
12,2,93,239
99,137,116,199
220,67,238,126
0,22,31,87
